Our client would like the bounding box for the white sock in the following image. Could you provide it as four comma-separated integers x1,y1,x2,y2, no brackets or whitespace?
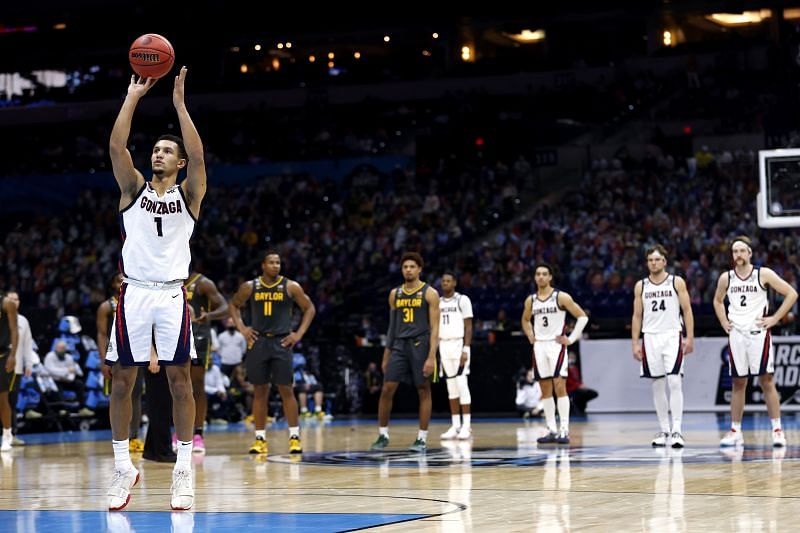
300,407,308,413
543,397,557,433
732,421,742,432
314,405,322,413
652,378,670,433
2,428,12,442
288,426,300,438
175,440,192,472
667,375,683,433
771,418,782,431
418,429,428,441
462,413,471,430
379,426,389,438
556,396,570,432
255,429,266,440
112,439,133,472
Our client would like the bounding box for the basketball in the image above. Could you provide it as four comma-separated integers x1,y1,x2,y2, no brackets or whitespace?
129,33,175,79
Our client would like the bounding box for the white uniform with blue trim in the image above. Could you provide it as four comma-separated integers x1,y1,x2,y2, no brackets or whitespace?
438,292,473,377
639,274,684,378
105,183,197,366
726,268,773,376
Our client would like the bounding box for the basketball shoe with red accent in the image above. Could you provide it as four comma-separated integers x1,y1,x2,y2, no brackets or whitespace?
107,466,140,510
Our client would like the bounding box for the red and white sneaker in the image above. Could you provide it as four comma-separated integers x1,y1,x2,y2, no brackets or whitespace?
107,466,140,511
773,428,787,447
170,469,194,510
720,429,744,447
192,434,206,454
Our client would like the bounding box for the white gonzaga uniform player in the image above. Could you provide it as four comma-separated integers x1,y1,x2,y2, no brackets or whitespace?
639,275,684,378
439,293,473,378
438,273,475,440
714,236,797,448
531,291,568,379
105,183,197,366
726,268,771,376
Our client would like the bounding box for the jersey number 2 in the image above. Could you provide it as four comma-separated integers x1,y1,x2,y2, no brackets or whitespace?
154,217,163,237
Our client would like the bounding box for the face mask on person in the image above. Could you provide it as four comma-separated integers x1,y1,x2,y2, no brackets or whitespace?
56,349,67,361
227,326,236,333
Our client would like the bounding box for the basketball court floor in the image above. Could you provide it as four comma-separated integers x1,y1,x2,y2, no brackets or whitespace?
0,412,798,532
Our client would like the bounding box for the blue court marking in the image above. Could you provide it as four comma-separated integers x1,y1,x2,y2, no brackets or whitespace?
0,510,428,533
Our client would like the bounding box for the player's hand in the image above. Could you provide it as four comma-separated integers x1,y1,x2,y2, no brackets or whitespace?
148,359,160,374
555,335,570,346
757,315,780,330
173,66,187,108
632,344,643,362
5,355,15,373
721,321,733,334
241,326,259,347
683,337,694,355
281,331,302,348
526,334,535,345
422,357,435,377
127,75,157,99
192,306,208,324
101,365,112,382
460,351,469,367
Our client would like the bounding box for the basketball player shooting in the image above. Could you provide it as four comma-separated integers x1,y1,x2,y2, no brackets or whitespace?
104,67,206,511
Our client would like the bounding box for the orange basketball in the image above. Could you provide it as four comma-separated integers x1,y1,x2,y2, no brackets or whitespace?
129,33,175,79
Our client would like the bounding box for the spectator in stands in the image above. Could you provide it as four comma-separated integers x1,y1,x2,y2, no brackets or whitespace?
43,340,93,416
566,351,598,415
363,361,382,414
217,318,247,377
204,357,232,424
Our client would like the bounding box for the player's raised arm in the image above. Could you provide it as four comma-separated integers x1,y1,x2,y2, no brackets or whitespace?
109,76,154,206
174,67,207,218
555,292,588,346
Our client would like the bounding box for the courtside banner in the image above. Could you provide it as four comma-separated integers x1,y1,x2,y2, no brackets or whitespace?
580,336,800,412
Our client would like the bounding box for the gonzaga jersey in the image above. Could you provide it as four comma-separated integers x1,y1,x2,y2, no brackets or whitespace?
727,268,768,331
531,290,566,341
119,182,195,282
641,275,682,333
439,293,473,340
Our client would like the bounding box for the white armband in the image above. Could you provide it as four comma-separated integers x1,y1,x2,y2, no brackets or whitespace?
462,346,471,356
567,316,589,345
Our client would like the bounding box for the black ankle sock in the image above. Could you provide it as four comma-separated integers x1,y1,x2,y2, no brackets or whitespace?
194,428,203,437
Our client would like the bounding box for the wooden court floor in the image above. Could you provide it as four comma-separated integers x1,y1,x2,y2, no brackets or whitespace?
1,413,798,532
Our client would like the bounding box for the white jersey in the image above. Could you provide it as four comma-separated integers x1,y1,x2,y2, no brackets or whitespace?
531,290,566,341
641,275,683,334
120,182,195,282
439,292,473,340
727,268,768,332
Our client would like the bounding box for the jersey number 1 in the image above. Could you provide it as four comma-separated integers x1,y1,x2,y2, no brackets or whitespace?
154,217,163,237
263,301,273,316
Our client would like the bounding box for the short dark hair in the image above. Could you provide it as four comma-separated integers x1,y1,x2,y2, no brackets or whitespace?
534,262,554,277
442,270,457,280
263,250,281,261
401,252,424,269
645,244,668,259
156,134,187,160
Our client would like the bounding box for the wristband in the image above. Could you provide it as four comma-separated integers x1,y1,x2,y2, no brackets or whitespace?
462,346,471,355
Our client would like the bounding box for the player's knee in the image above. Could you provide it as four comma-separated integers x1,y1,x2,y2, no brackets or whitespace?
667,374,682,392
457,376,471,404
170,380,192,402
732,377,748,391
446,378,460,399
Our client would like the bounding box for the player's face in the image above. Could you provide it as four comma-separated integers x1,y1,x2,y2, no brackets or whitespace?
441,275,456,294
151,140,186,176
646,252,667,274
402,260,421,282
262,254,282,278
732,243,752,266
534,267,552,289
111,274,123,293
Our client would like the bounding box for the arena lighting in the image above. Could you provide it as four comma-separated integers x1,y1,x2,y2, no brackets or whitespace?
503,29,546,43
240,64,248,73
308,55,316,62
277,43,284,49
461,45,473,62
784,8,800,20
706,9,772,27
432,32,439,39
254,44,261,51
285,42,292,48
663,30,672,46
272,58,280,70
383,35,391,42
53,23,67,30
353,51,361,59
328,52,335,59
328,61,334,68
